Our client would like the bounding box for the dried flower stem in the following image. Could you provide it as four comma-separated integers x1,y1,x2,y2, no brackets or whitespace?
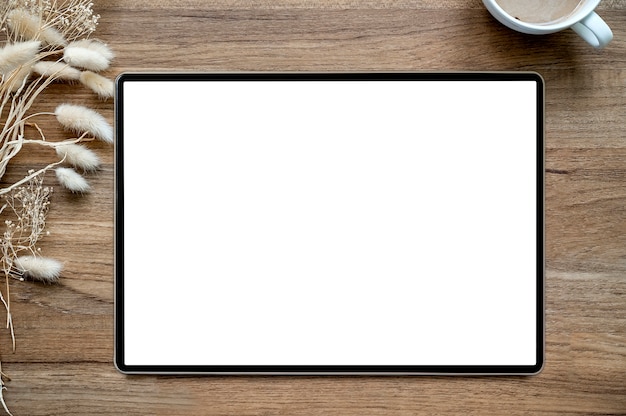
0,159,63,197
0,360,11,416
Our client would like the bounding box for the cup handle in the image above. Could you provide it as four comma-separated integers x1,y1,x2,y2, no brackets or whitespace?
571,11,613,48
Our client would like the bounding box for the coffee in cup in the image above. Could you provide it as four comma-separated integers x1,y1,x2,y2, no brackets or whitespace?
483,0,613,48
495,0,584,24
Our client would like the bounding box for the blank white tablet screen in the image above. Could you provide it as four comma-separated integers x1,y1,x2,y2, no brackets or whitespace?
120,76,539,368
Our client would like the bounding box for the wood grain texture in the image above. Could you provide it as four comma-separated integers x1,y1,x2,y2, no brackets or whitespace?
0,0,625,414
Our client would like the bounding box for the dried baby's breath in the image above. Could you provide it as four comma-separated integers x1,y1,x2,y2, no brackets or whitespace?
47,1,101,42
1,171,55,363
1,170,52,258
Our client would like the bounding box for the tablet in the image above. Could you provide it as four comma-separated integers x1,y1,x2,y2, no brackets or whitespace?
115,72,544,375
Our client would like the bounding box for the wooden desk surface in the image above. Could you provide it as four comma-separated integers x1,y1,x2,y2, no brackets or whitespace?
1,0,625,414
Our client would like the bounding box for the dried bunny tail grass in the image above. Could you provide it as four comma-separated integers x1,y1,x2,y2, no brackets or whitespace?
13,255,63,283
0,40,41,74
54,103,113,143
55,167,90,193
6,9,41,41
79,70,114,98
6,9,67,47
32,60,81,81
70,39,114,61
63,41,111,71
55,143,101,171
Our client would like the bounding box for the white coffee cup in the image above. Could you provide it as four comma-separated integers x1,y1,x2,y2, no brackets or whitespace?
483,0,613,48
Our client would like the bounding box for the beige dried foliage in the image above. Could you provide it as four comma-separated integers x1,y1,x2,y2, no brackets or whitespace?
2,0,100,44
6,9,67,47
3,63,31,92
0,2,112,414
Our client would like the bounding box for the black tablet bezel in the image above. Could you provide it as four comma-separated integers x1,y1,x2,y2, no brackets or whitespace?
114,72,544,375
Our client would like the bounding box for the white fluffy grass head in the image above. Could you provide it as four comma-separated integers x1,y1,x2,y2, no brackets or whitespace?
63,39,112,71
70,39,114,61
55,167,90,193
0,40,41,74
55,103,113,143
32,60,81,81
7,9,67,47
79,70,114,98
14,255,63,283
55,143,101,171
